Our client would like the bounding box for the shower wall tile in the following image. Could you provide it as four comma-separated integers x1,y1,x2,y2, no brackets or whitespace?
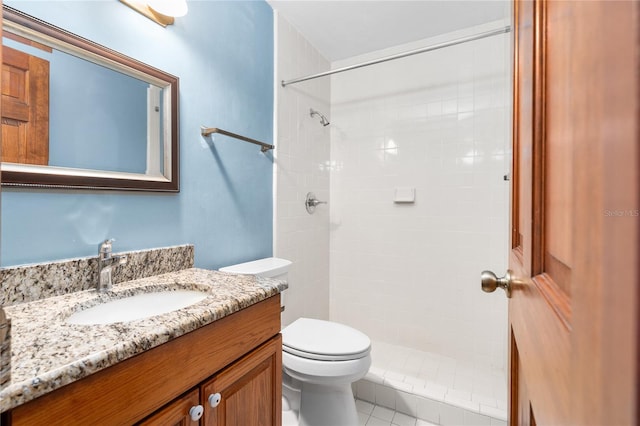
330,21,510,370
274,13,331,326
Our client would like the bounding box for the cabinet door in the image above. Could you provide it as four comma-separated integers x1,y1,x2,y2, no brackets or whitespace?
202,335,282,426
138,389,202,426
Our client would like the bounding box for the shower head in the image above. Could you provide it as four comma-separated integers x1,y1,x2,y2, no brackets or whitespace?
310,108,330,127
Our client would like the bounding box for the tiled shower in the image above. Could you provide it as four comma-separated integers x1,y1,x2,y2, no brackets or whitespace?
275,11,510,426
329,21,510,370
274,13,332,327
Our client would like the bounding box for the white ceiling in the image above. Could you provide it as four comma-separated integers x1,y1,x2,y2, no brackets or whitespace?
268,0,510,62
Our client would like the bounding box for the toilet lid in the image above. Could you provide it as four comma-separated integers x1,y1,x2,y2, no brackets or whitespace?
281,318,371,361
219,257,291,278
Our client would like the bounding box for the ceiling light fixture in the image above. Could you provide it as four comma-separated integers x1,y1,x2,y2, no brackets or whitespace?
119,0,188,27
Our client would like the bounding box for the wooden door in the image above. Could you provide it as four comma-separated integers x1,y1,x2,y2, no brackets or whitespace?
138,389,201,426
509,0,639,425
202,336,281,426
1,43,49,165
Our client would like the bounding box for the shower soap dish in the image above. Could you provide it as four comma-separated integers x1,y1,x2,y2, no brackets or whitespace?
394,187,415,203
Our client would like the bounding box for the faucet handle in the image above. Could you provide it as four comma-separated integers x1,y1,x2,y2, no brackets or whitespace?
99,239,115,253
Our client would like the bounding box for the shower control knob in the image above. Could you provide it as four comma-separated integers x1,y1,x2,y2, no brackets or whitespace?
305,192,327,214
189,405,204,421
481,270,513,298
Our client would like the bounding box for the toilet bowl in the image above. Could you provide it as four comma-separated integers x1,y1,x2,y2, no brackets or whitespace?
282,317,371,426
219,258,371,426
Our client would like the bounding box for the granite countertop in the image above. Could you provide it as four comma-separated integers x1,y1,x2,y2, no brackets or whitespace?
0,268,287,412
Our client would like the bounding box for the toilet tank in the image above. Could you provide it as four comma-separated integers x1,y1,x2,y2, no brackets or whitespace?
219,258,292,312
219,257,292,281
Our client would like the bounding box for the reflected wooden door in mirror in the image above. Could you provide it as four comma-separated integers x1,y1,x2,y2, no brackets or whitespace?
2,33,50,166
1,5,179,191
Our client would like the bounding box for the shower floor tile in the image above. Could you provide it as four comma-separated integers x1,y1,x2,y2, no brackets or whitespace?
355,340,508,425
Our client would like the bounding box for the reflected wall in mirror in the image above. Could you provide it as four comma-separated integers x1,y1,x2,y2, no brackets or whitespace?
1,5,179,191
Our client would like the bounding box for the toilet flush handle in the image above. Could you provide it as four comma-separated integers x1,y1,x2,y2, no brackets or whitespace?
208,393,222,408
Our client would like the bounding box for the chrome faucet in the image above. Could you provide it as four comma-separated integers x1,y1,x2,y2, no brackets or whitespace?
97,239,127,292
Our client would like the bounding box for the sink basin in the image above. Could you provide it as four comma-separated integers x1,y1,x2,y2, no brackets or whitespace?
67,290,208,325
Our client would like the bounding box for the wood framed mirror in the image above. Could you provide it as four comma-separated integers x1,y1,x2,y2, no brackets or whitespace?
1,5,179,191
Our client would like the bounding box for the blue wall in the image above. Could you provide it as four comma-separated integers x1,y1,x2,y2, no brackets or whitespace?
1,0,274,268
48,50,149,173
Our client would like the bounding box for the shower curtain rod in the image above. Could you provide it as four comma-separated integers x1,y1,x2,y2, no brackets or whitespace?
281,26,511,87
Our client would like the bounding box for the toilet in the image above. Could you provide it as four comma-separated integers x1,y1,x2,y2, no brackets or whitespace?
219,257,371,426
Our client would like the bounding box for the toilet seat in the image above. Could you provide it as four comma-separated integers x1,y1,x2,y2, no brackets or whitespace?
283,345,370,361
282,318,371,362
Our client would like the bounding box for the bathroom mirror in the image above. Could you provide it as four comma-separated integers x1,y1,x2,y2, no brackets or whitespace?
0,6,179,191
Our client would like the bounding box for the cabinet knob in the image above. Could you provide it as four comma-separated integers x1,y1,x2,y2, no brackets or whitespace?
189,405,204,421
208,393,222,408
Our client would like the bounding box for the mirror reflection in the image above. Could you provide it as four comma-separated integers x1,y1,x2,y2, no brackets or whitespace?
1,6,179,191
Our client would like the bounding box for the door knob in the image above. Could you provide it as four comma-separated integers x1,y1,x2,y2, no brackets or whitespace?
481,270,513,298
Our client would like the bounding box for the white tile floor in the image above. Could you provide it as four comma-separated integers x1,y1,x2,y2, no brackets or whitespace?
354,341,508,425
357,399,438,426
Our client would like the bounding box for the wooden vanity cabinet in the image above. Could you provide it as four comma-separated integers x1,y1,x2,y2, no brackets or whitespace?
201,334,281,425
140,335,281,426
5,296,282,426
